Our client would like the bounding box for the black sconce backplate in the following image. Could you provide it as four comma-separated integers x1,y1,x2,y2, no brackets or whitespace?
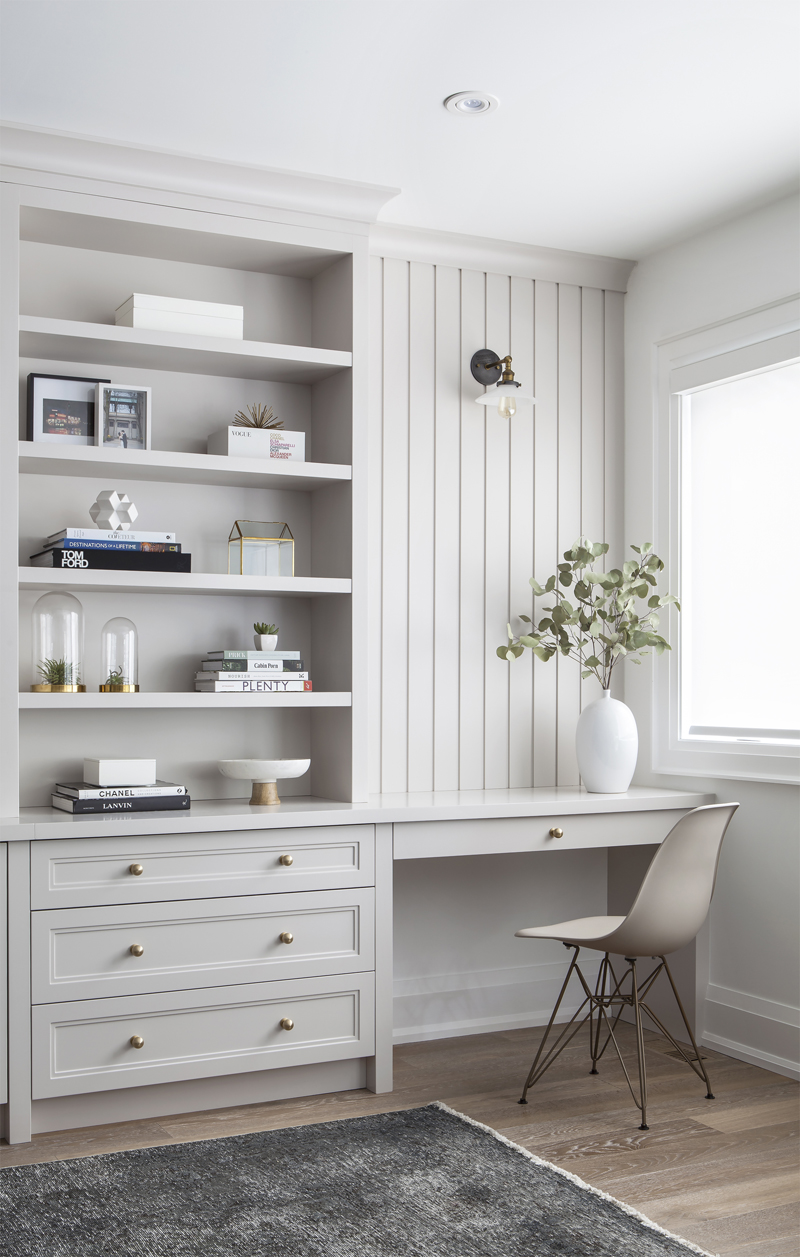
470,349,503,386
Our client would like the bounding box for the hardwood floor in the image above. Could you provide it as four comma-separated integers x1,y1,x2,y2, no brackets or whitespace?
2,1025,798,1256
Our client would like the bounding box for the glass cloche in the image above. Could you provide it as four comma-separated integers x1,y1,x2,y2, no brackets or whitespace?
31,591,85,692
99,617,139,692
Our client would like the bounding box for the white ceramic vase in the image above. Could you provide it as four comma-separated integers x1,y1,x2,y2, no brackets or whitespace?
575,688,638,793
254,634,277,651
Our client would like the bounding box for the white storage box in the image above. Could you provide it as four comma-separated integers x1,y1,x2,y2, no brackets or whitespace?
207,425,305,462
115,294,244,340
84,758,157,786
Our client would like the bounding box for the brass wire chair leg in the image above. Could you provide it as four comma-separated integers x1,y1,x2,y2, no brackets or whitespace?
629,957,649,1131
660,955,715,1099
590,955,609,1073
519,945,582,1104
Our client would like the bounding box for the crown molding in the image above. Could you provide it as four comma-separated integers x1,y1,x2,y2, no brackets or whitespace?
0,122,400,225
370,222,635,292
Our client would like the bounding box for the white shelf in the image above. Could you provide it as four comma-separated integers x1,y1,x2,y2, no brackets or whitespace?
19,691,351,709
19,568,351,598
18,442,351,492
19,315,352,384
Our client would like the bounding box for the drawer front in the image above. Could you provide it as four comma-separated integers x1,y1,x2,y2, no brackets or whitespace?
393,810,694,860
32,888,375,1002
31,826,375,908
32,973,375,1098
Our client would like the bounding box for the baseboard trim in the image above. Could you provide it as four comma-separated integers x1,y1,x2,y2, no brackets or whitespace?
394,1008,578,1045
701,1032,800,1081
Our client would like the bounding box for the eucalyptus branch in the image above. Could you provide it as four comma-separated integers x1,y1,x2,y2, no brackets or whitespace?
497,538,679,688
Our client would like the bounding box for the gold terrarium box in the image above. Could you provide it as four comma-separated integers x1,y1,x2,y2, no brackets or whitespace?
228,521,295,577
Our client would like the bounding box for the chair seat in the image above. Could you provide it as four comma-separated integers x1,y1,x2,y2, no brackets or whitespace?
515,915,626,947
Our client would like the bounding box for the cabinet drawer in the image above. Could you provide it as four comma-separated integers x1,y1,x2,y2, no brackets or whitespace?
31,826,375,908
32,888,375,1003
32,972,375,1098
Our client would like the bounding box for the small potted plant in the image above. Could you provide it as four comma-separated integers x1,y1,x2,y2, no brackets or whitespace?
254,622,278,651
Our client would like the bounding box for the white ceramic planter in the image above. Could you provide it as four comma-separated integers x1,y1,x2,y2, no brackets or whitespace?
254,634,277,651
575,689,638,793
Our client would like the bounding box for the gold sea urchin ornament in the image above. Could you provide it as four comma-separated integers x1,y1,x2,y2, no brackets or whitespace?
233,403,283,430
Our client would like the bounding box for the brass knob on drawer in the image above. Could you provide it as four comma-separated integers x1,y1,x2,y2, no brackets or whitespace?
130,1035,145,1049
129,944,144,957
279,1017,294,1031
129,864,144,876
279,853,294,866
549,827,564,839
279,932,294,945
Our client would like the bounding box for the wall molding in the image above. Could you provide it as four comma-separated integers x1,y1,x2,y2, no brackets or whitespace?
701,982,800,1080
0,122,400,224
370,222,635,292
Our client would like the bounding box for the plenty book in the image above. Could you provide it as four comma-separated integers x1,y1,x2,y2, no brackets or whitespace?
199,658,305,672
55,780,187,799
46,528,177,544
30,549,191,572
52,794,191,814
194,679,312,692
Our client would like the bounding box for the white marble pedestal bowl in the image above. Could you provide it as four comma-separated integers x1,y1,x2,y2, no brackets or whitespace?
218,758,310,805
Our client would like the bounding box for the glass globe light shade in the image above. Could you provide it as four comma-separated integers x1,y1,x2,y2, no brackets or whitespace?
475,382,535,418
31,591,85,691
100,617,139,691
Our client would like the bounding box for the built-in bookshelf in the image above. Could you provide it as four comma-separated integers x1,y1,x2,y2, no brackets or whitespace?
1,163,383,809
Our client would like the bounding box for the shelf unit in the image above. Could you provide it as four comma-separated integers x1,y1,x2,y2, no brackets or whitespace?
2,172,375,810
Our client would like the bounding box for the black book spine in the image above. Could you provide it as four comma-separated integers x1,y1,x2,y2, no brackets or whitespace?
39,550,191,573
57,795,191,814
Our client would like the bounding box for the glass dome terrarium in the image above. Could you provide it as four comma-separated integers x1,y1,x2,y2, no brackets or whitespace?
99,617,139,692
228,521,294,577
31,591,85,692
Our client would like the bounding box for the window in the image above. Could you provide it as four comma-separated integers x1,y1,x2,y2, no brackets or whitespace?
654,298,800,783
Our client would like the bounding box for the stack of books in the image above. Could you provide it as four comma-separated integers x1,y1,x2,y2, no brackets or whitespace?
52,780,191,814
195,649,312,693
30,527,191,573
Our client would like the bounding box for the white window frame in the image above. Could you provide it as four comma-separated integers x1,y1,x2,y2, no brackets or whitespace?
653,295,800,785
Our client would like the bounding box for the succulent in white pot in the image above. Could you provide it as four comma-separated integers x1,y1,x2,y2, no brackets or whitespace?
253,622,278,651
499,539,679,793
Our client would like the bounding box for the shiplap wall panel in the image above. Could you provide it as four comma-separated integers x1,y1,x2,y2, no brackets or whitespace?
507,277,535,788
368,256,384,794
370,257,622,793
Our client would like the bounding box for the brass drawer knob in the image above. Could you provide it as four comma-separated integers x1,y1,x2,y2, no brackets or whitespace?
130,1035,145,1049
279,931,294,945
129,863,144,876
129,944,144,957
279,1017,294,1031
279,853,294,866
549,827,563,839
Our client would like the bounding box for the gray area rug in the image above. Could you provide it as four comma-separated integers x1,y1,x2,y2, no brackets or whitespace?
0,1102,711,1256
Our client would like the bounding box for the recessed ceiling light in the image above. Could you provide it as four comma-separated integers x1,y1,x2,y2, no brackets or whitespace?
444,91,499,116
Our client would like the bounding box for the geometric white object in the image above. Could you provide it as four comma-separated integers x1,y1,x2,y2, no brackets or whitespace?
575,690,638,793
84,758,156,786
89,490,139,531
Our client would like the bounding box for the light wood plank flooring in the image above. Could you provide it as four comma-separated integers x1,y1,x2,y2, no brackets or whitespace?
2,1025,797,1256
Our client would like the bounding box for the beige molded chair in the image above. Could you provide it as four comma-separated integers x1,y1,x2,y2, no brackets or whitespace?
515,802,739,1129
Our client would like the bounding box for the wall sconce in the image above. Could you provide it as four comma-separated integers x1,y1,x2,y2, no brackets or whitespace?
471,350,535,418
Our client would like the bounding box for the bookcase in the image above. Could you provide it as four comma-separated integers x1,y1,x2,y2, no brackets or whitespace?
0,133,395,812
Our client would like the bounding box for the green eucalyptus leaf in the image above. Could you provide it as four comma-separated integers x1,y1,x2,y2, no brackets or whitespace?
519,614,531,623
545,575,556,592
530,579,545,595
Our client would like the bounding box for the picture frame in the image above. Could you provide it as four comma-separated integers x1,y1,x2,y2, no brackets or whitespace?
96,383,152,450
26,373,111,445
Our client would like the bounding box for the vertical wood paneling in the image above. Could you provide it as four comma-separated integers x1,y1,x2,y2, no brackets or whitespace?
372,254,622,796
407,262,435,791
433,266,462,790
483,272,511,789
508,277,535,787
380,258,410,792
458,270,487,788
556,284,583,785
532,280,559,787
367,256,384,793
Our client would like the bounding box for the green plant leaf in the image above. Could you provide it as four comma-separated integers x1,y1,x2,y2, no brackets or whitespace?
545,575,556,592
529,579,545,595
519,614,531,623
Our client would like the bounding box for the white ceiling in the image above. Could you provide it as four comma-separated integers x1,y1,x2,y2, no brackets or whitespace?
1,0,797,259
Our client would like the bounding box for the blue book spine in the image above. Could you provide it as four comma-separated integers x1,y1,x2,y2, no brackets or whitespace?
50,539,181,552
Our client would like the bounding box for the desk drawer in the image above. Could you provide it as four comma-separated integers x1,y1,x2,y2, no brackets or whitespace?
392,809,693,860
32,888,374,1003
31,826,375,908
32,972,375,1098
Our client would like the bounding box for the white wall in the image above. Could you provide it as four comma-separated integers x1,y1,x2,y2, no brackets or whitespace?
625,194,800,1077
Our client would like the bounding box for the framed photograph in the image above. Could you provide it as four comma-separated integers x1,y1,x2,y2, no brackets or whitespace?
26,373,111,445
96,384,152,450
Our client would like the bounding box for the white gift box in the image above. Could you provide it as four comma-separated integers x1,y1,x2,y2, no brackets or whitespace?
207,425,305,462
115,294,244,339
84,758,157,786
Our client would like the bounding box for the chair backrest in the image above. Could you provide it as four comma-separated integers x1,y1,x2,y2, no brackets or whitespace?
602,803,739,957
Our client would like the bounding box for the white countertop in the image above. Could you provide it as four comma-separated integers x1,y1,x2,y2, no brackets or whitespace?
0,786,716,842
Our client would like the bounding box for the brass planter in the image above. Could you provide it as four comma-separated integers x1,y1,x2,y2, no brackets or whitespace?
30,684,87,693
99,684,139,692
